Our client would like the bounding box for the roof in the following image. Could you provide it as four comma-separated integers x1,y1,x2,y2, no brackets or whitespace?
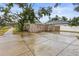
46,20,69,25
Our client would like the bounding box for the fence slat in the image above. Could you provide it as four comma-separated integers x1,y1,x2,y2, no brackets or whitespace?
24,24,60,32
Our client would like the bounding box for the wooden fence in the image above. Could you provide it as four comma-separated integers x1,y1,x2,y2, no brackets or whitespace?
24,24,60,32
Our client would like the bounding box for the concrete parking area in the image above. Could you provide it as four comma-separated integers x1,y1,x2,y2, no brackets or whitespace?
0,28,79,56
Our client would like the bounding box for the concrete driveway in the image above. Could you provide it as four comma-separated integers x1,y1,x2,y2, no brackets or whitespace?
0,28,79,56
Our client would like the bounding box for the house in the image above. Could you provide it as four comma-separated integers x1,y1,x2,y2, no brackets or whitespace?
46,20,69,25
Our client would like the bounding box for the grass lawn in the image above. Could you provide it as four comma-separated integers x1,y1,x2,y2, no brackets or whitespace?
13,27,25,34
13,27,35,36
0,26,9,36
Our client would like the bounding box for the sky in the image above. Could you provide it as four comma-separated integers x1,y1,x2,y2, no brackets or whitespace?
0,3,79,23
33,3,79,23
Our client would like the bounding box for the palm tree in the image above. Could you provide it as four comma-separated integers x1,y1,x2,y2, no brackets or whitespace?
74,6,79,12
38,7,48,18
47,6,52,20
54,15,59,21
61,16,68,21
73,3,79,12
69,17,79,26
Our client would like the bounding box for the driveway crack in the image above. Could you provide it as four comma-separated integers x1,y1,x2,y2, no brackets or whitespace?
56,39,77,56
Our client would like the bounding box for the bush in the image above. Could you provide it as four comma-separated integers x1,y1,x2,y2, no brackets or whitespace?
69,17,79,26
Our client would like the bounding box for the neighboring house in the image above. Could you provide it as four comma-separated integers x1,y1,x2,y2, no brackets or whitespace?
46,20,69,25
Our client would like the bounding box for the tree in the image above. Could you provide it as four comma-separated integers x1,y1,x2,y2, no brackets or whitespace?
74,6,79,12
73,3,79,12
0,3,59,31
69,4,79,26
69,17,79,26
0,16,6,26
38,6,52,20
46,7,52,20
0,3,14,26
61,16,68,21
53,15,60,21
38,7,48,18
15,4,38,31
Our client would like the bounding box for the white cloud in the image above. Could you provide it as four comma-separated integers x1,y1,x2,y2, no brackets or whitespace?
39,16,49,23
50,6,79,18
